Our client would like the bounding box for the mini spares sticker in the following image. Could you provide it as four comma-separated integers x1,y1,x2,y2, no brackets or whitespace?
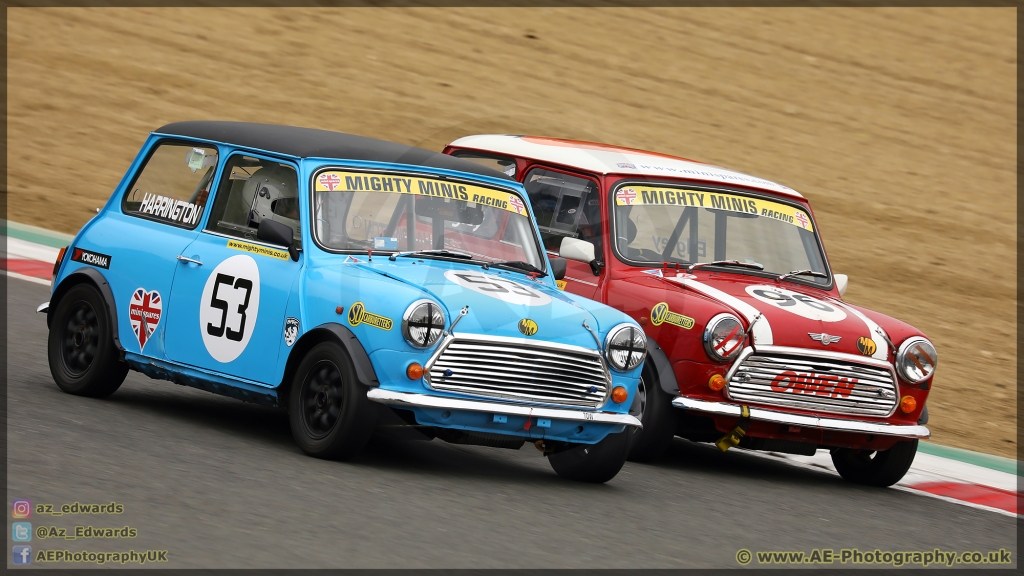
614,185,813,232
314,171,530,215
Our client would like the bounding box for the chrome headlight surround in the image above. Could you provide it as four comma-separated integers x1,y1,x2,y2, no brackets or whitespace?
703,313,746,362
604,323,647,372
401,299,446,349
896,336,937,383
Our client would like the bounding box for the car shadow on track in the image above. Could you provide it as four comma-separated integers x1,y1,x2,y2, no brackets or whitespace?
639,436,849,489
104,379,567,485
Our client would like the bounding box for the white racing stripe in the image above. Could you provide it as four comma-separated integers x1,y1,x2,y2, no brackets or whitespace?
832,300,889,361
664,276,773,344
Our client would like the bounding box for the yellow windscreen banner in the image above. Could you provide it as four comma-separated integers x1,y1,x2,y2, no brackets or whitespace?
314,171,529,216
614,185,813,232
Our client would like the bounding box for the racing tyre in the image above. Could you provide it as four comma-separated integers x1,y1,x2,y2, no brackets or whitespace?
47,283,128,398
289,342,377,460
627,370,676,462
548,430,631,483
830,439,918,487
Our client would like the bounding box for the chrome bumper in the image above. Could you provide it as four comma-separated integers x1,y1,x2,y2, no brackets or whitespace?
671,397,930,438
367,389,642,428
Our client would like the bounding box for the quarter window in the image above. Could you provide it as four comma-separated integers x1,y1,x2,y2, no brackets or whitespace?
122,143,218,229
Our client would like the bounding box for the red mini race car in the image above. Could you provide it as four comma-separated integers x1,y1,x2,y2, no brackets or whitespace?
442,135,937,487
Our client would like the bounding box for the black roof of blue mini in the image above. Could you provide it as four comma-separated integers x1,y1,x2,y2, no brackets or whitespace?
155,121,509,180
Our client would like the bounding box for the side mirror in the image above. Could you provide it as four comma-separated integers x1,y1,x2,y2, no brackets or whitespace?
549,257,567,281
257,219,299,261
560,237,595,264
834,273,848,296
559,237,603,277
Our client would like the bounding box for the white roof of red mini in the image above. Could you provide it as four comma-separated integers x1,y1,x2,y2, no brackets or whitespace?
448,135,804,199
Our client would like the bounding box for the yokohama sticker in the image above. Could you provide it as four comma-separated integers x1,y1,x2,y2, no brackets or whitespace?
200,255,261,363
71,248,111,269
129,288,162,351
745,285,847,322
444,269,551,307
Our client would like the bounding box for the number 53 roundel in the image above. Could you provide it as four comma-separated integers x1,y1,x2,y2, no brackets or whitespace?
200,255,260,362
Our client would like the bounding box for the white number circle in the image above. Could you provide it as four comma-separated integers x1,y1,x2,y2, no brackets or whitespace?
745,284,846,322
200,255,261,362
444,269,551,307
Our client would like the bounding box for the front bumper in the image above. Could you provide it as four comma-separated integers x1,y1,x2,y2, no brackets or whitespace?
671,397,930,438
368,389,641,428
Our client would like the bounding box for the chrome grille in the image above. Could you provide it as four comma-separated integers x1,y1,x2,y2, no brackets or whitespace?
426,336,611,407
726,350,898,417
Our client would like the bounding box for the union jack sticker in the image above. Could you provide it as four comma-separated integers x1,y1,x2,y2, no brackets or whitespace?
616,187,638,205
318,173,341,191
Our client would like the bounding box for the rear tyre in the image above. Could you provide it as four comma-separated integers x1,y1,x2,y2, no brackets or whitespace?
548,430,631,483
47,283,128,398
627,369,676,462
288,342,377,460
830,439,918,487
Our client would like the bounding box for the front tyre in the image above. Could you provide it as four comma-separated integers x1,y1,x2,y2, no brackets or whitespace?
830,439,918,487
47,283,128,398
288,342,377,460
627,369,676,462
548,430,631,483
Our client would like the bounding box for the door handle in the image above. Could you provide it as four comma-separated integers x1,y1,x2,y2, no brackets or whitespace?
177,255,203,265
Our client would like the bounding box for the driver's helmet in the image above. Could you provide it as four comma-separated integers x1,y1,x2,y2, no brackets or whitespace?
242,164,299,236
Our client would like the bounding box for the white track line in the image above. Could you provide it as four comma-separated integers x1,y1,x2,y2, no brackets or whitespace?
741,448,1018,518
6,236,60,262
6,270,51,286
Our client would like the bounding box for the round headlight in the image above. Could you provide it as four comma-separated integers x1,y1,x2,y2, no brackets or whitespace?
402,300,446,348
703,314,746,362
605,323,647,372
896,337,937,383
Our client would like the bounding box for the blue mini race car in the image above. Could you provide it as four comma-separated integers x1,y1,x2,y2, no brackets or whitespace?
40,122,647,482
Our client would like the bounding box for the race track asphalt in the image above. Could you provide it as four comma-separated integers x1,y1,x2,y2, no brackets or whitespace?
6,278,1018,568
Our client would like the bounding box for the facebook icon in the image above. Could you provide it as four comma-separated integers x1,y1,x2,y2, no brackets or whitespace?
12,545,32,565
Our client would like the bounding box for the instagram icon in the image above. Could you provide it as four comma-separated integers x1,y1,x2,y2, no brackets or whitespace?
11,500,31,518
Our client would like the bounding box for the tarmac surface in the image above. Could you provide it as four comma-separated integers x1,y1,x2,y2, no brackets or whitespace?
6,277,1017,568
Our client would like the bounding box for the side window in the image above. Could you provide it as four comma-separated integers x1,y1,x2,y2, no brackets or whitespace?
205,155,301,247
451,152,517,178
523,168,603,256
123,143,218,228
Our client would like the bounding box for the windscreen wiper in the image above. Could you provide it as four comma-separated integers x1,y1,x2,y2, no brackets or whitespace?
776,269,828,282
389,250,474,262
687,260,764,273
492,260,547,277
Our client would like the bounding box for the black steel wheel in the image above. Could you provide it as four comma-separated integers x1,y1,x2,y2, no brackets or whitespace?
47,283,128,397
288,341,377,460
548,430,631,483
831,439,918,487
627,365,677,462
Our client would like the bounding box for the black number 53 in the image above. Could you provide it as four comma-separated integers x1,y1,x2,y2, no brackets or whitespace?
207,273,253,341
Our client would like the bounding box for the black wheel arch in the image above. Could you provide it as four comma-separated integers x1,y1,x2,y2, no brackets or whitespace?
645,339,679,396
49,268,122,352
277,323,379,410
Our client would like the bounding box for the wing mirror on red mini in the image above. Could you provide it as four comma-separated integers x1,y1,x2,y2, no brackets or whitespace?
257,219,300,262
559,237,604,277
834,274,849,296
